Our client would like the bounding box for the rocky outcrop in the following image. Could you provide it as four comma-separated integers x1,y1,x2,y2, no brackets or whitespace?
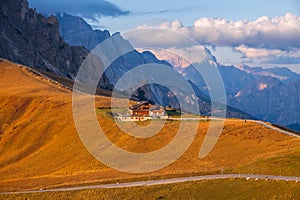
0,0,104,83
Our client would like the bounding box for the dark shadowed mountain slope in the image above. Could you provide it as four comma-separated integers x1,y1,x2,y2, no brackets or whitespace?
0,0,92,80
286,123,300,133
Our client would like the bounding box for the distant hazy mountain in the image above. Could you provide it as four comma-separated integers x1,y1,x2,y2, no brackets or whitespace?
228,67,300,125
147,48,257,96
56,13,110,51
183,64,256,96
148,45,300,126
144,47,217,74
230,78,300,125
238,65,300,83
55,12,173,86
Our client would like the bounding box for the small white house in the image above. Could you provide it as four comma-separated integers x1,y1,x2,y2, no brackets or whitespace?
149,105,168,119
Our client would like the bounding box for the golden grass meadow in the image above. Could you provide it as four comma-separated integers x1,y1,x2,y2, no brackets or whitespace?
0,60,299,198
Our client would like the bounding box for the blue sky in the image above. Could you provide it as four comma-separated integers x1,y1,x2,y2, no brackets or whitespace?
28,0,300,73
99,0,300,30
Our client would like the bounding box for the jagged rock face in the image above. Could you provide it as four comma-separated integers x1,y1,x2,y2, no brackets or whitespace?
56,13,111,51
56,14,173,86
0,0,107,84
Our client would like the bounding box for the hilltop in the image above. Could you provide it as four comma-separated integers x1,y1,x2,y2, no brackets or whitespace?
0,60,300,192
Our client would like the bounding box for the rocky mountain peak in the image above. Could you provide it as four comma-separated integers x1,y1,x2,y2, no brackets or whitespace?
0,0,113,87
56,12,111,51
0,0,29,21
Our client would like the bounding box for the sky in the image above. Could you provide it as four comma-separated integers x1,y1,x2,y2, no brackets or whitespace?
28,0,300,73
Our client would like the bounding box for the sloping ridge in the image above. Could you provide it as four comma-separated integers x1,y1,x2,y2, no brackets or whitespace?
0,59,300,192
0,59,75,168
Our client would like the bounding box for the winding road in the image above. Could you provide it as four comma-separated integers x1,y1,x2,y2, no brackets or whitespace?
253,120,300,138
1,174,299,195
169,117,300,138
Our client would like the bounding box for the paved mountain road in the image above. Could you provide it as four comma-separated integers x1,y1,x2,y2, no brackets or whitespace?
169,117,300,138
253,120,300,138
1,174,299,195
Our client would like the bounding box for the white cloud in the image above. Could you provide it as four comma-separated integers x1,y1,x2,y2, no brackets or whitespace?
124,12,300,50
123,27,197,48
190,13,300,49
123,13,300,69
161,20,183,30
234,45,300,67
235,45,300,58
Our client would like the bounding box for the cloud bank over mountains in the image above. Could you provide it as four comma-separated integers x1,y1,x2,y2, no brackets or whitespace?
28,0,129,20
25,0,300,71
125,13,300,68
191,13,299,49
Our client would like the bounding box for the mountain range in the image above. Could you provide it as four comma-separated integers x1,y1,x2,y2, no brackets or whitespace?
142,42,300,129
0,0,252,119
1,0,300,129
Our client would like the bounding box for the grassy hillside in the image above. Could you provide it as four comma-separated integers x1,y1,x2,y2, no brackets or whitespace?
0,59,300,193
